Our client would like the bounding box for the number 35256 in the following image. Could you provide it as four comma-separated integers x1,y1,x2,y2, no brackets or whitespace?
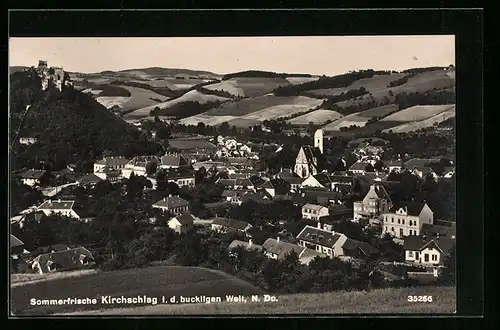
408,295,433,302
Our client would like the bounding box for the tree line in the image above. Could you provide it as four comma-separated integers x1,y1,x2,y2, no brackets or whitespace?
222,70,312,81
149,100,224,119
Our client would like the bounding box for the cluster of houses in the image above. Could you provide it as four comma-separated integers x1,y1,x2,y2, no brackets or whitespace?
11,128,455,282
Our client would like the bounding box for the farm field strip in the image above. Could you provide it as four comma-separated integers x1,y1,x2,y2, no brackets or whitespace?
288,110,343,125
380,104,455,123
383,106,456,133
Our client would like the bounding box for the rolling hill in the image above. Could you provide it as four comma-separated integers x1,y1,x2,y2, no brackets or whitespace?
61,285,456,315
379,104,455,123
288,110,343,126
322,104,399,131
383,105,456,133
124,90,230,120
180,95,324,127
95,85,170,112
11,266,263,315
203,77,291,98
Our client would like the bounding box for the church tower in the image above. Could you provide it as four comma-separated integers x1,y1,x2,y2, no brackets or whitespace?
314,129,324,154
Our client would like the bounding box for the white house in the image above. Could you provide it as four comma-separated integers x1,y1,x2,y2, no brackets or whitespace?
122,156,159,178
300,175,324,189
21,169,49,187
37,200,81,219
19,137,38,145
94,156,129,174
211,217,252,234
302,203,329,220
296,223,347,257
403,235,454,266
152,195,190,216
382,202,434,238
349,161,372,175
168,212,195,234
158,154,189,170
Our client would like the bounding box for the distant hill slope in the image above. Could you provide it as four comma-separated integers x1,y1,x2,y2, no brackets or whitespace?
63,286,456,315
9,69,163,171
10,66,29,74
117,67,220,78
204,77,290,98
11,266,263,315
383,105,456,133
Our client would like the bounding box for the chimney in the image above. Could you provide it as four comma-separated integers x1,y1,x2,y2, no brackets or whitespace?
317,221,322,229
58,199,61,203
163,197,166,202
276,237,280,243
248,239,253,247
49,199,52,204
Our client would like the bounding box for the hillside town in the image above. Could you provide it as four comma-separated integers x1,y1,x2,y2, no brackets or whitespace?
10,51,456,314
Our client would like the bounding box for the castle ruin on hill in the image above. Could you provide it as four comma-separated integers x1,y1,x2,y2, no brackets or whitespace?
35,60,73,92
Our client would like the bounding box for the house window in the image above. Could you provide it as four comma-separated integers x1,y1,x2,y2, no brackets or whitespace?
391,217,394,223
432,255,437,261
385,226,388,232
398,219,401,224
424,254,429,262
402,219,405,225
409,251,414,258
391,227,394,232
416,252,420,259
399,228,403,237
409,220,413,226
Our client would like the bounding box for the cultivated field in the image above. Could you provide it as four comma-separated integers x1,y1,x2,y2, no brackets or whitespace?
383,106,456,133
204,77,290,98
130,78,211,90
288,110,343,126
123,90,230,120
308,73,407,97
11,266,263,315
286,76,320,85
63,286,456,315
322,105,399,131
380,104,455,123
94,86,169,112
243,98,325,121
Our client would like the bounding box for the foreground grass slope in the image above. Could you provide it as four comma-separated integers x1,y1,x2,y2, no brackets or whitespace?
65,286,456,315
11,266,263,315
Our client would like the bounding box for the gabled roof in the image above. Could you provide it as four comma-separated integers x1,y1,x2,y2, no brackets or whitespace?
78,173,103,185
282,176,306,185
349,162,371,171
32,247,94,273
248,175,266,187
389,201,428,216
262,238,305,259
302,203,328,211
212,217,251,231
21,169,47,179
259,181,274,189
269,178,291,195
160,154,188,167
164,169,195,180
235,178,254,186
127,155,160,167
365,184,391,202
342,238,379,255
296,226,341,248
217,178,236,186
330,175,354,184
153,196,190,209
243,190,273,203
313,173,333,187
38,200,75,210
173,212,195,225
420,223,456,239
221,189,246,198
228,240,263,251
301,145,322,166
275,168,295,178
10,235,24,248
95,156,130,167
403,235,454,255
403,158,439,170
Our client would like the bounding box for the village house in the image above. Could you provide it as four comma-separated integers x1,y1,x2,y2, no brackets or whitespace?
10,235,29,259
382,202,434,238
37,199,81,219
211,217,252,234
165,170,196,188
191,161,225,172
31,246,95,275
302,189,344,207
20,169,50,187
228,239,263,256
158,154,189,170
296,223,379,260
302,203,329,220
169,138,218,156
122,156,160,178
94,166,122,182
168,212,195,234
77,173,103,187
294,129,324,178
258,178,291,198
282,176,305,192
353,183,392,222
412,167,439,180
152,195,190,216
94,156,129,175
221,189,246,205
403,235,454,266
262,237,305,259
420,220,456,240
403,158,440,172
300,174,324,189
442,167,455,179
387,160,404,173
349,161,373,175
241,190,273,204
218,178,255,191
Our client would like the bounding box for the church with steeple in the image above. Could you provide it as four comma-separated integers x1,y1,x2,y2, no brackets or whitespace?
294,129,324,178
